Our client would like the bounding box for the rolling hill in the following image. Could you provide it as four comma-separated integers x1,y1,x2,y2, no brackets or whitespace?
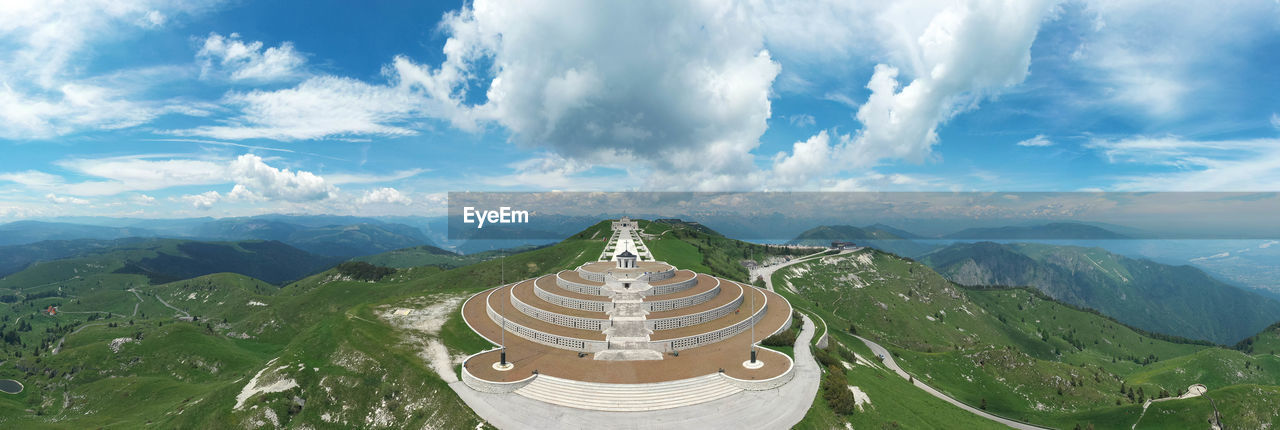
774,247,1280,428
921,241,1280,344
2,218,1276,429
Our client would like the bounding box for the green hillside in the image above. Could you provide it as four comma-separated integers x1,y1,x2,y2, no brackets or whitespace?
0,224,608,428
775,248,1280,428
641,219,810,281
922,242,1280,344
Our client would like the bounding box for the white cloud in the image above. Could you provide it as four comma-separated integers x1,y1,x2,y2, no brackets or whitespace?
358,187,412,205
326,169,427,185
400,0,781,189
1073,1,1279,117
0,82,161,139
1271,113,1280,130
840,0,1054,167
0,170,64,188
1089,136,1280,191
45,193,89,205
2,153,337,201
0,0,218,139
787,114,816,127
130,194,156,205
1016,134,1054,147
770,130,835,188
197,32,306,82
174,76,422,140
228,154,334,201
763,0,1055,189
178,191,221,210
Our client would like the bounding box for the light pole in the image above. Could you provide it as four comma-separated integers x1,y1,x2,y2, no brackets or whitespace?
750,249,757,364
500,248,507,367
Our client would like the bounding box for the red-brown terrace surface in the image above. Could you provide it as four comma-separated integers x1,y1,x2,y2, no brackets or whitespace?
461,275,793,384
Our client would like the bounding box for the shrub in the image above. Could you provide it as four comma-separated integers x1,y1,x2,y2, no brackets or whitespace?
335,261,396,281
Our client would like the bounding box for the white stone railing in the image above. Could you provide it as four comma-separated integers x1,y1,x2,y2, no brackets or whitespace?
638,268,676,282
576,268,607,283
556,272,606,295
646,274,699,296
460,349,539,393
511,286,608,331
646,282,719,312
487,296,608,352
653,294,770,353
535,282,610,312
649,283,741,331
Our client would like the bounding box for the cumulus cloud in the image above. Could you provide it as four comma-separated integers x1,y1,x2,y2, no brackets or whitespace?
771,131,835,188
358,187,412,205
130,194,157,205
844,0,1054,165
1016,134,1054,147
767,0,1055,188
197,32,307,82
396,0,781,189
228,154,334,201
178,191,221,210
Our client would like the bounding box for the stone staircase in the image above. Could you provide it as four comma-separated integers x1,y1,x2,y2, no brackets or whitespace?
596,288,663,360
513,374,742,411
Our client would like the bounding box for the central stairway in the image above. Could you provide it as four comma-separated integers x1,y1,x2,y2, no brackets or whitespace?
514,373,742,412
596,287,663,360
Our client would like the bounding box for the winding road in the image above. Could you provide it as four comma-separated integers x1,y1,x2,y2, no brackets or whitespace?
751,248,845,292
853,335,1051,430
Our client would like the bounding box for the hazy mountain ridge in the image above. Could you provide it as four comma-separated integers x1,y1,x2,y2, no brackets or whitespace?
921,241,1280,344
944,222,1128,240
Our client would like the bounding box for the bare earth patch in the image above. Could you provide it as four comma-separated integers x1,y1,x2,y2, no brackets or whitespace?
234,358,299,410
380,295,468,383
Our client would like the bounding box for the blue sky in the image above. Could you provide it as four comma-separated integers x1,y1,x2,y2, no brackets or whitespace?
1,0,1279,220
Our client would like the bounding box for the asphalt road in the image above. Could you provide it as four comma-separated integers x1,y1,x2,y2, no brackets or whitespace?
853,334,1051,430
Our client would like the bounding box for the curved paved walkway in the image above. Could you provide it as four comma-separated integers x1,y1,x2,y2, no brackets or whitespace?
449,315,821,429
853,335,1051,430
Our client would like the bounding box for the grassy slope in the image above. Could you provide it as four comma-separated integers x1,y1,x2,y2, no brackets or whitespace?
0,224,608,428
775,248,1280,428
923,241,1280,344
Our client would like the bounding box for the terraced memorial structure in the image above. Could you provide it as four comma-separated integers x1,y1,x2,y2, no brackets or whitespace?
459,218,796,412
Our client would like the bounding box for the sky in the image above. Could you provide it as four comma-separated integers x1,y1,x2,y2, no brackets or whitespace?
1,0,1279,220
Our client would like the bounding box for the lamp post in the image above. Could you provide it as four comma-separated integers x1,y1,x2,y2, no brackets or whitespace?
500,248,507,367
750,249,757,364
